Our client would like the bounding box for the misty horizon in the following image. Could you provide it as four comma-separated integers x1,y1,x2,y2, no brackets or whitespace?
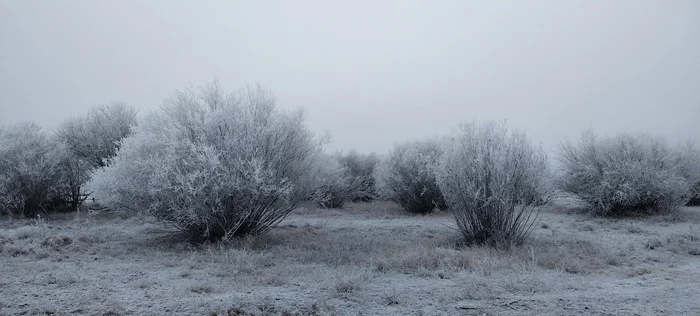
2,1,699,155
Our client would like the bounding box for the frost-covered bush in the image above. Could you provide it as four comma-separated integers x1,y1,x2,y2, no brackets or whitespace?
47,147,93,212
523,169,553,207
677,142,700,207
0,123,66,217
557,132,700,215
88,83,322,240
437,121,549,247
374,139,447,214
54,103,138,210
337,151,380,202
688,182,700,206
309,151,381,208
56,103,138,169
309,154,353,208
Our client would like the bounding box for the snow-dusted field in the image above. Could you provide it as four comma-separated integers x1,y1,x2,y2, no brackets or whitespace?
2,201,700,315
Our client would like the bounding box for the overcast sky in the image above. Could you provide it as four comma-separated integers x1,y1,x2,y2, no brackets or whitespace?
1,0,699,154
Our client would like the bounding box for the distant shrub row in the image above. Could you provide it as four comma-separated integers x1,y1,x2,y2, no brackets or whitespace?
372,124,699,246
2,81,699,247
377,130,699,213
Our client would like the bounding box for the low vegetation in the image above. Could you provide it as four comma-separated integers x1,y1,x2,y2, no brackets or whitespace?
374,139,447,214
557,132,700,216
2,202,700,315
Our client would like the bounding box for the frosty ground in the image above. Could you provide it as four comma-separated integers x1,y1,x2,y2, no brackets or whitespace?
1,200,699,316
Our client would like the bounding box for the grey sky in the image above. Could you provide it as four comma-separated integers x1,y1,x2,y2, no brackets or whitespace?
1,0,699,154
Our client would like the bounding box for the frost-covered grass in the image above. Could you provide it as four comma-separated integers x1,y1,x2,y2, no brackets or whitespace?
2,201,700,315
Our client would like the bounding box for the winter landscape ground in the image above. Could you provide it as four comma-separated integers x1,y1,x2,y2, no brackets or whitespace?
1,199,699,316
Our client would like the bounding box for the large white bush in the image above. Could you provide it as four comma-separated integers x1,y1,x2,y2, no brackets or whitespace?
558,132,700,215
0,123,66,217
437,121,549,247
374,139,447,214
88,83,322,239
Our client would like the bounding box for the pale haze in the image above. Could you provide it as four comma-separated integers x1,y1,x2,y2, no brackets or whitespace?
1,0,699,154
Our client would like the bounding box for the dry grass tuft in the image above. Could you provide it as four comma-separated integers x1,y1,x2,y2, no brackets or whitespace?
41,236,73,250
334,279,360,294
4,245,31,257
627,224,646,234
191,285,215,294
644,238,663,250
664,233,700,256
373,243,473,274
0,235,11,245
531,238,617,274
9,225,46,240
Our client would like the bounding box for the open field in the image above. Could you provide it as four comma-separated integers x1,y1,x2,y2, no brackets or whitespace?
1,201,700,315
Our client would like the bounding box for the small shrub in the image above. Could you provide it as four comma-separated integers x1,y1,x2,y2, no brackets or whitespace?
557,132,700,216
0,122,66,217
47,152,92,213
436,121,549,247
88,82,322,240
374,139,447,214
337,151,380,202
309,154,353,208
310,151,381,208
